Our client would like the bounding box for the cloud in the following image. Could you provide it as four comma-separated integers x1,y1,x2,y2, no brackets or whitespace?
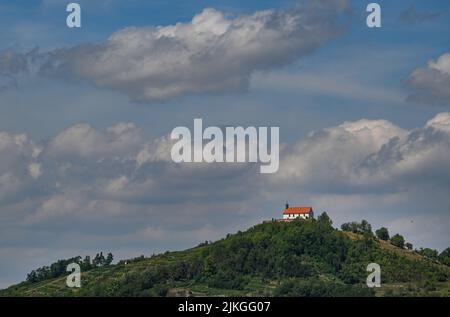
273,118,407,191
0,131,41,204
136,135,175,166
274,113,450,195
0,1,349,102
47,122,142,159
12,121,260,225
361,114,450,185
28,163,42,179
0,48,50,90
407,53,450,106
1,113,449,224
426,112,450,132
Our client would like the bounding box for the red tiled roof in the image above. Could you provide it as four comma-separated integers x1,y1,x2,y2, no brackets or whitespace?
283,207,312,215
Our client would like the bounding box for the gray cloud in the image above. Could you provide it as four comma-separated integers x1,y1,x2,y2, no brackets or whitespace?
0,131,42,205
0,113,449,228
274,112,450,193
361,113,450,187
0,47,52,90
0,1,349,102
407,53,450,106
273,118,407,192
46,122,142,159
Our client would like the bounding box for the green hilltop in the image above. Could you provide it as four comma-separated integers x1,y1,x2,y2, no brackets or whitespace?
1,214,450,297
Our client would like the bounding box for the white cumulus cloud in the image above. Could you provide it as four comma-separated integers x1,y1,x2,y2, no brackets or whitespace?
408,53,450,106
0,1,349,102
275,113,450,191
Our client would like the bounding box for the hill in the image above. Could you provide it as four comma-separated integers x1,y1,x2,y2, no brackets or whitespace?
1,215,449,297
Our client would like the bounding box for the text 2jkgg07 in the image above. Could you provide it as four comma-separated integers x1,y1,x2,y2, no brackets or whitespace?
222,301,271,314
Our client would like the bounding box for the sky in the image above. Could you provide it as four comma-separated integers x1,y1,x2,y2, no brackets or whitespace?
0,0,450,288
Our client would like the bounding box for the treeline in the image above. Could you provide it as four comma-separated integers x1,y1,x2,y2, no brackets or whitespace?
340,220,450,267
26,252,113,283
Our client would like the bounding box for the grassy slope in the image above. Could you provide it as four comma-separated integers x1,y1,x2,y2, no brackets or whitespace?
341,231,449,296
1,247,265,297
1,221,449,297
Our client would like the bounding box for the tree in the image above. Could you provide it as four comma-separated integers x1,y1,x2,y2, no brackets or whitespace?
105,252,114,265
360,220,372,235
375,227,390,241
341,222,351,232
317,212,333,227
81,256,92,270
418,248,438,260
341,220,372,235
405,243,413,250
440,247,450,258
439,248,450,266
390,234,405,249
26,270,38,283
93,253,99,266
341,222,359,233
93,252,106,266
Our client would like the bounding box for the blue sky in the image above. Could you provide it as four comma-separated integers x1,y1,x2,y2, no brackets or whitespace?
0,0,450,288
